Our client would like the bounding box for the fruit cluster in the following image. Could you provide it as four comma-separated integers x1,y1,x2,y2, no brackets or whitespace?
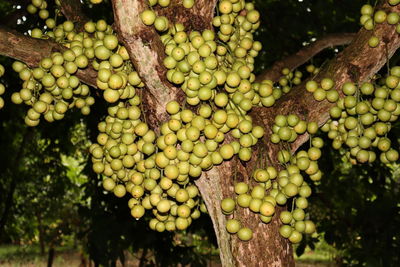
5,0,398,244
313,71,400,164
359,1,400,47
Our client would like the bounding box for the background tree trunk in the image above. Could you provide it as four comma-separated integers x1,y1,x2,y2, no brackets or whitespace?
0,130,32,238
38,220,46,255
47,246,55,267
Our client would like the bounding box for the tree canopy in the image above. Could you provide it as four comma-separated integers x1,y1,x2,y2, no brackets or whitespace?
1,0,400,266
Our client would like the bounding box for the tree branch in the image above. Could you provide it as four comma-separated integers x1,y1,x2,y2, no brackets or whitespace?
0,25,97,88
112,0,218,128
256,33,357,82
111,0,182,128
0,25,56,65
253,1,400,162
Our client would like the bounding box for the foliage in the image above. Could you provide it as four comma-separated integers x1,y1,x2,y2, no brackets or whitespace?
0,116,83,246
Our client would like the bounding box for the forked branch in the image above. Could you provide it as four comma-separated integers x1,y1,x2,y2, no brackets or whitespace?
111,0,218,128
111,0,182,127
253,2,400,161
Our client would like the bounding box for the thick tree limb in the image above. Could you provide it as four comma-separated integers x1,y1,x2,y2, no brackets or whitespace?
0,26,57,65
111,0,218,128
0,25,97,88
254,1,400,163
112,0,182,127
256,33,357,82
59,0,89,30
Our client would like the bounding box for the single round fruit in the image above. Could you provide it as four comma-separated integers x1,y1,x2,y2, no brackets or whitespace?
221,198,236,214
226,219,241,234
237,227,253,241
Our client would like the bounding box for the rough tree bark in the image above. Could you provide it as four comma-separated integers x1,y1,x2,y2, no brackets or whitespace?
1,0,400,266
111,0,184,127
255,1,400,158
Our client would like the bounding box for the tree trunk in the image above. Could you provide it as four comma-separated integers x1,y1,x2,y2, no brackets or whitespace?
0,179,17,238
111,1,294,265
79,251,88,267
0,130,32,238
1,0,400,266
47,246,55,267
196,161,294,266
37,212,46,255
